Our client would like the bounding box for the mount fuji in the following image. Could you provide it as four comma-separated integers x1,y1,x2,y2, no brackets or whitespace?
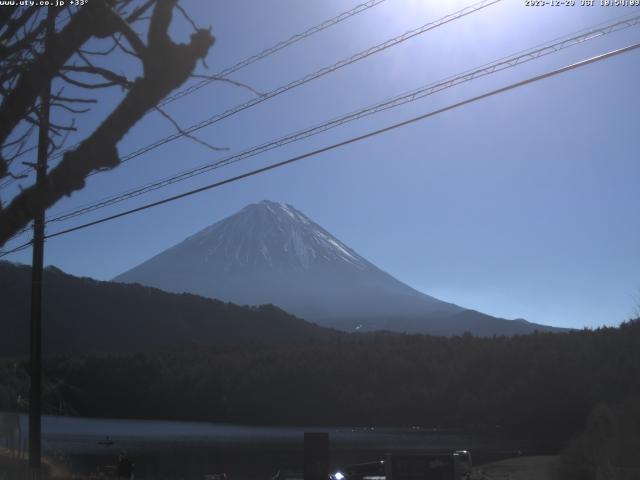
114,200,562,336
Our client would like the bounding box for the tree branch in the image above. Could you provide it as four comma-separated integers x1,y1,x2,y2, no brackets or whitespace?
0,0,215,246
61,65,133,88
154,105,227,152
191,74,265,97
0,1,120,169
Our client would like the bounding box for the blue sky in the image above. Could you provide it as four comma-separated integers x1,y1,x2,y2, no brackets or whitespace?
3,0,640,329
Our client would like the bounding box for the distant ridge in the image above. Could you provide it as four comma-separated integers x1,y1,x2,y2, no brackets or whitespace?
0,261,337,357
115,200,564,336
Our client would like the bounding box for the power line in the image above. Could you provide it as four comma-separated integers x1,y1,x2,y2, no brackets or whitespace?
44,12,640,225
0,240,32,257
159,0,390,106
103,0,501,166
0,0,389,189
0,0,501,191
2,40,637,258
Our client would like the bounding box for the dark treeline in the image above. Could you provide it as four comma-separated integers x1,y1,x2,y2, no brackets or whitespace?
558,395,640,479
0,261,338,357
2,319,639,451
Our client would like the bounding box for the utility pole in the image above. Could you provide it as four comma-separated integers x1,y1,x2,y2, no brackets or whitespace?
29,7,54,479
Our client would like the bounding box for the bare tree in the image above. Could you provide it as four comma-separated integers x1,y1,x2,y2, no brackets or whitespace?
0,0,216,247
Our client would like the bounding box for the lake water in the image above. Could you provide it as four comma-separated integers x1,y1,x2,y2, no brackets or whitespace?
12,414,523,479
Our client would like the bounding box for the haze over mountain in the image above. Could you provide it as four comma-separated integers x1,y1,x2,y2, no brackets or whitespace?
115,201,563,336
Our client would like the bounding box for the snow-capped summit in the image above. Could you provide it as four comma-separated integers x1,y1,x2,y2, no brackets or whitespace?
185,200,368,272
114,201,561,335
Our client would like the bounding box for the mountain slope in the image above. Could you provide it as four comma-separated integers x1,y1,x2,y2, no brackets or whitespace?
114,200,563,336
0,261,337,357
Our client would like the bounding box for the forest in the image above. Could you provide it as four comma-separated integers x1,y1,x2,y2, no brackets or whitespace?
1,318,639,453
0,261,337,356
